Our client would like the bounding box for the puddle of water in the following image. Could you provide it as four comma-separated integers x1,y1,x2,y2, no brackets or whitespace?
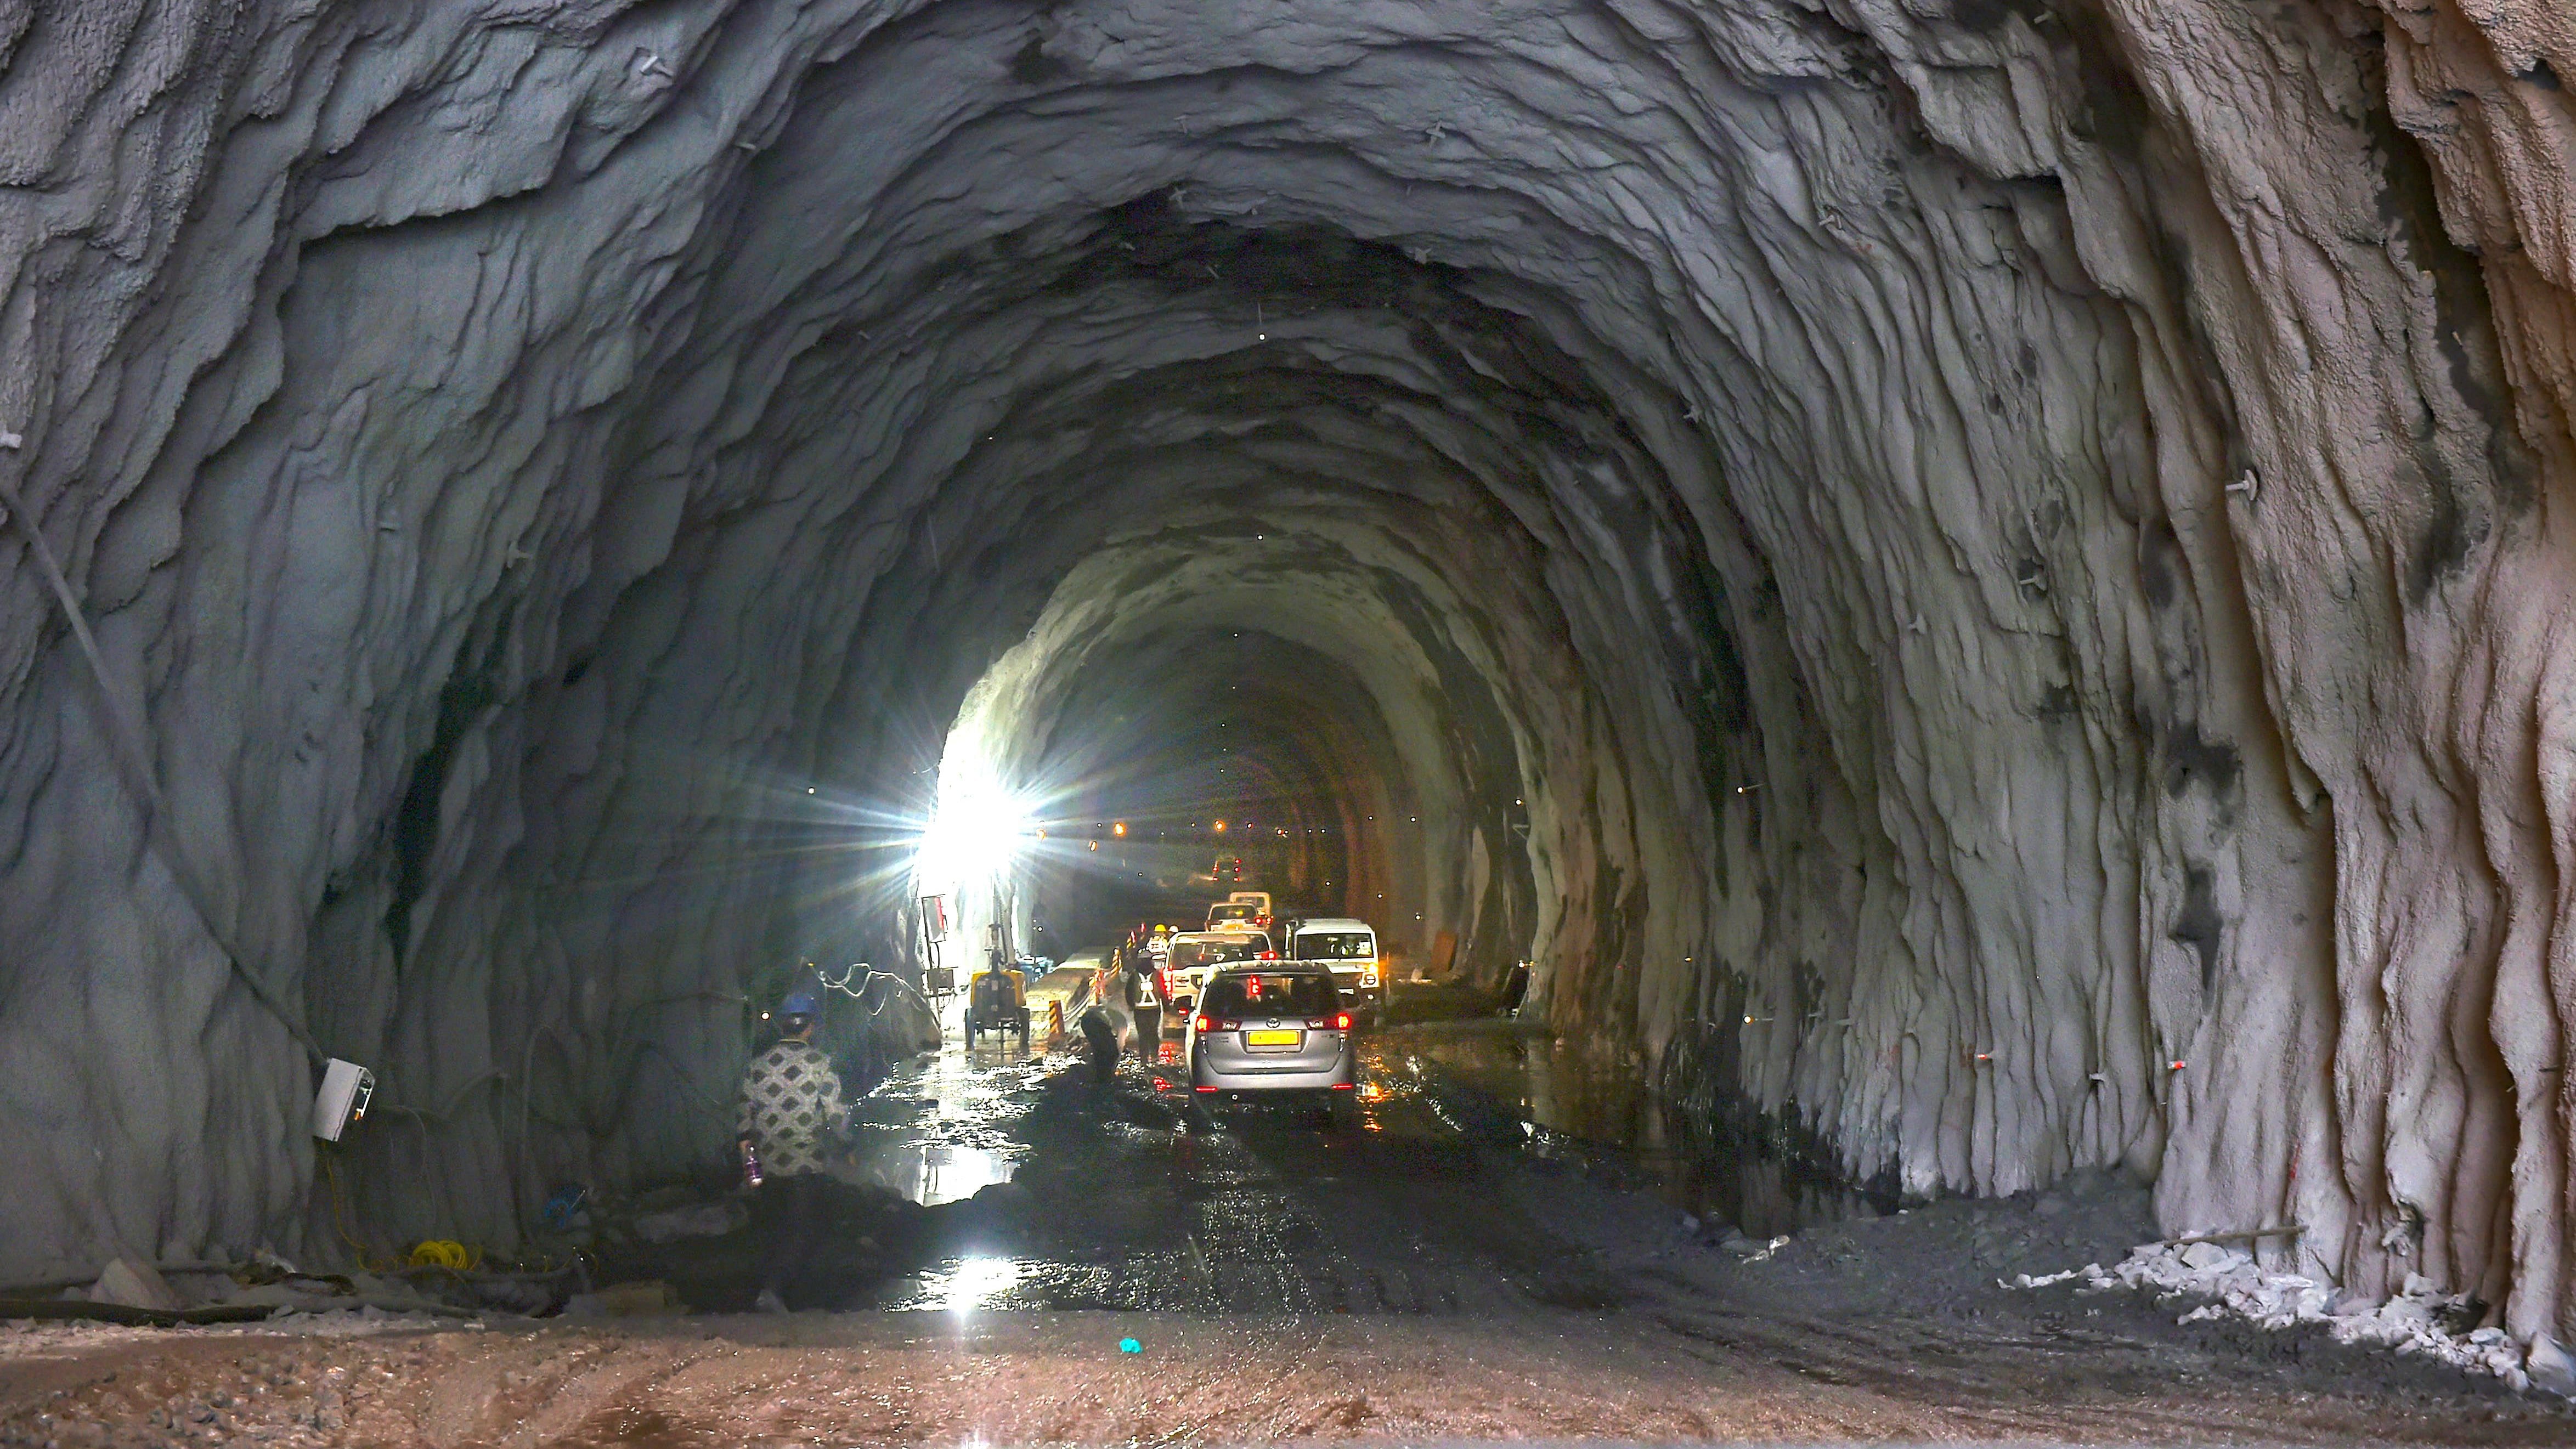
556,1406,712,1449
844,1137,1019,1206
833,1027,1047,1204
1365,1023,1893,1238
887,1255,1031,1311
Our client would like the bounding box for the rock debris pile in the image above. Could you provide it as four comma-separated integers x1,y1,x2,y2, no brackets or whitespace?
0,1340,358,1449
2018,1242,2568,1395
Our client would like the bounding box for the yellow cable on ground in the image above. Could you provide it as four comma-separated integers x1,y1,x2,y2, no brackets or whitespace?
408,1239,480,1272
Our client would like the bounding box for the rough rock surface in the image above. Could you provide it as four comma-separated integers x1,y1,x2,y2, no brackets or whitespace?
2,0,2574,1348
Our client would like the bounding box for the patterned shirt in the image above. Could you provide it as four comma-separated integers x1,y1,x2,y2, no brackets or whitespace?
736,1040,849,1177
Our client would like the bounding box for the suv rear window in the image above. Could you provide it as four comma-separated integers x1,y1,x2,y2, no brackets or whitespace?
1204,973,1338,1017
1295,931,1373,960
1170,939,1258,970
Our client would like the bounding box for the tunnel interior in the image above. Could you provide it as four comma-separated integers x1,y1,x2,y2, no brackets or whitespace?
1004,626,1417,952
4,0,2576,1362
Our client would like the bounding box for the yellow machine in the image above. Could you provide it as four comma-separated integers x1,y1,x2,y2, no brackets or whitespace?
964,967,1031,1045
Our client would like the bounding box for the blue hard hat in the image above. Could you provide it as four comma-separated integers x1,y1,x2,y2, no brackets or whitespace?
779,991,820,1017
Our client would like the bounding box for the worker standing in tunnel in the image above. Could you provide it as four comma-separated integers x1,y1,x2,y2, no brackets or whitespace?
1123,949,1161,1059
737,990,850,1314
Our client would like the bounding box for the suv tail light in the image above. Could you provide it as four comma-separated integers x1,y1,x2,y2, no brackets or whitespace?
1304,1014,1354,1031
1258,950,1279,961
1194,1014,1213,1034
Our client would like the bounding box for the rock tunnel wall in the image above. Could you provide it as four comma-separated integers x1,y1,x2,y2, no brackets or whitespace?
2,0,2574,1344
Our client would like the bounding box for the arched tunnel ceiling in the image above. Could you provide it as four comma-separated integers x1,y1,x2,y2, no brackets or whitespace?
4,0,2576,1349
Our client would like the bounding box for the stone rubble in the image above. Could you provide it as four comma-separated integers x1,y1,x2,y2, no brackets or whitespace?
2013,1241,2550,1394
1717,1231,1794,1263
84,1259,184,1313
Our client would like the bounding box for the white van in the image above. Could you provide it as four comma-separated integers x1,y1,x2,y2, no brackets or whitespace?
1166,929,1273,1016
1286,918,1379,1003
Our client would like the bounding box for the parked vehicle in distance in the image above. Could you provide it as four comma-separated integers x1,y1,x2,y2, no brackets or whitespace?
1285,918,1381,1004
1162,931,1268,1018
1186,966,1355,1119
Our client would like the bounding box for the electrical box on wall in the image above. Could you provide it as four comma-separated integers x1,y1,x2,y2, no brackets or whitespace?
312,1059,375,1141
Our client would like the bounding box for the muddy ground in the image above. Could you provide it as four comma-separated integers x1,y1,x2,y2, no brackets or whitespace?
3,1020,2570,1446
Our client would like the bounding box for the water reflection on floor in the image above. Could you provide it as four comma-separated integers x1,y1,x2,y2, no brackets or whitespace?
845,988,1879,1309
1362,1022,1891,1238
835,1028,1042,1205
843,1138,1018,1206
896,1254,1029,1311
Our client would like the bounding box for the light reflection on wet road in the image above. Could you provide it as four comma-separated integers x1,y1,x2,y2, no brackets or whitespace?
851,1012,1659,1316
834,1038,1041,1206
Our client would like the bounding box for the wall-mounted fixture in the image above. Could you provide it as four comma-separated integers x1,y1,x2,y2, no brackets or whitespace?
313,1059,376,1141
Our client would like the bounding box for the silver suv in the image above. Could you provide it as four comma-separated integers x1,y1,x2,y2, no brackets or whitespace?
1185,966,1355,1115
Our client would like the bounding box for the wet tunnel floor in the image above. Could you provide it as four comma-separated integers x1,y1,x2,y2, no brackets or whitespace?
6,1024,2576,1446
848,1027,1643,1317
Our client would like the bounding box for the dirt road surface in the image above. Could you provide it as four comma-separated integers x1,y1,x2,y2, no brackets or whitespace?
3,1023,2567,1446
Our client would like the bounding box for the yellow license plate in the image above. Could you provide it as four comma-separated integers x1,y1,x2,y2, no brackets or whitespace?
1244,1029,1302,1046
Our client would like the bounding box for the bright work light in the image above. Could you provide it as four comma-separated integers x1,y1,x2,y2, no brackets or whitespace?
915,782,1036,895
